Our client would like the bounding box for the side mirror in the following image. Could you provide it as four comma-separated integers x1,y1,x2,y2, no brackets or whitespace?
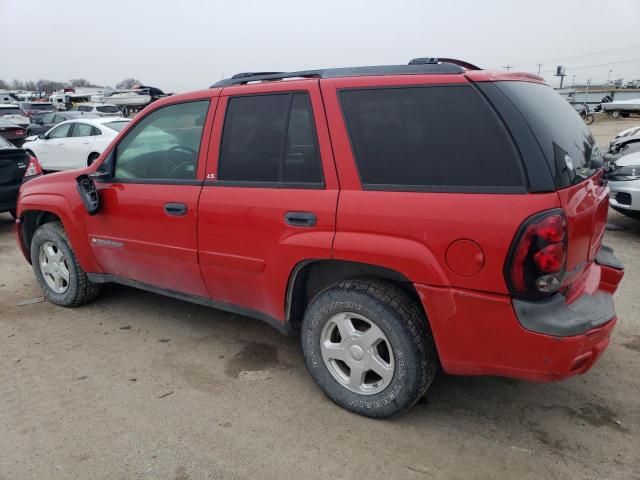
92,151,115,180
76,174,100,215
38,133,47,140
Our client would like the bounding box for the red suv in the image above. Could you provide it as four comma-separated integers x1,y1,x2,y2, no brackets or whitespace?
15,59,624,417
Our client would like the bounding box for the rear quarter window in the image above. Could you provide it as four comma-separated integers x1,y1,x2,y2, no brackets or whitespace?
491,81,598,188
339,85,525,192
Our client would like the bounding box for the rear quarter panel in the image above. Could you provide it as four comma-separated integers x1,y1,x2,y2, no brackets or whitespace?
321,75,561,292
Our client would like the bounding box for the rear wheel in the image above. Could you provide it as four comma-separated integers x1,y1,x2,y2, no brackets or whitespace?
301,277,437,418
611,110,622,119
30,221,101,306
585,114,594,125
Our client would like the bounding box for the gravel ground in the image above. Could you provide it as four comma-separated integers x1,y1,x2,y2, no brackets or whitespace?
0,118,639,480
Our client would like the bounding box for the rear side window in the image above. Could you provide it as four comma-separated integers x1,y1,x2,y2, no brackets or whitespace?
340,85,524,192
71,123,93,137
218,92,323,186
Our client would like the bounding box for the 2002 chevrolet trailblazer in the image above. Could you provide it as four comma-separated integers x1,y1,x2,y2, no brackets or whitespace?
14,59,624,417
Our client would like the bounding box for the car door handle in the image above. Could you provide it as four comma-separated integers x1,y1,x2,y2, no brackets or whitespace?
164,202,187,216
284,211,317,227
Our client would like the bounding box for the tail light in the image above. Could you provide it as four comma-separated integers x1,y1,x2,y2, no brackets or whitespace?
505,209,567,297
24,153,42,178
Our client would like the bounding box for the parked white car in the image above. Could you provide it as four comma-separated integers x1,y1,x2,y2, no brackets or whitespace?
23,117,129,171
609,150,640,219
0,104,30,128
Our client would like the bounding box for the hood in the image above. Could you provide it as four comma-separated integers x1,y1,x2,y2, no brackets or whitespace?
614,150,640,167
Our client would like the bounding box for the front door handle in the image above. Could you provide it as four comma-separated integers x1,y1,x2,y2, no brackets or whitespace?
284,211,317,227
164,202,187,216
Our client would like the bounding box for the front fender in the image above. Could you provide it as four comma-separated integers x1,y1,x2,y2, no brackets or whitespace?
18,192,102,273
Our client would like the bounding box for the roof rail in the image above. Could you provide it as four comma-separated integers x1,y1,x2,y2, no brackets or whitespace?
409,57,481,70
211,62,467,88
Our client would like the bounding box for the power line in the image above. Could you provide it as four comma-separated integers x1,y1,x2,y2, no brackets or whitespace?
531,43,640,63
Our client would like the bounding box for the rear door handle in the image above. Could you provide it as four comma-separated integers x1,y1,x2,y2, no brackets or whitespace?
164,202,187,216
284,211,317,227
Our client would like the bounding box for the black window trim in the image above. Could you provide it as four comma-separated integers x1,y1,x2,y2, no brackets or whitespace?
110,99,211,185
337,83,528,194
214,90,325,190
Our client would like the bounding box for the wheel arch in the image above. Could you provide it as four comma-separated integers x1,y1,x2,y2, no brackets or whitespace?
17,194,101,272
285,259,427,332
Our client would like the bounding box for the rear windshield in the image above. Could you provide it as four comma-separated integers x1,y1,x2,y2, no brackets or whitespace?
340,85,525,192
493,81,599,188
0,107,23,115
104,120,129,132
97,105,120,113
21,103,54,110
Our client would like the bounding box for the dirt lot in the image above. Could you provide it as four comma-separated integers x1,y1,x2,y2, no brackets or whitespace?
1,118,639,480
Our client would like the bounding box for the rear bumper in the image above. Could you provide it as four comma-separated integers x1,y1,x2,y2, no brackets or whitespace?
416,248,623,382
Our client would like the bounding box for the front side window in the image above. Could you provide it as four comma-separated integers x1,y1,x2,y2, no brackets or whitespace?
48,123,73,138
218,92,323,185
114,101,209,181
340,85,524,191
41,113,55,124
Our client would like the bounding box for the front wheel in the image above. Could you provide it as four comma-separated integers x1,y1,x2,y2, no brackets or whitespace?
301,278,438,418
30,221,101,306
585,114,594,125
611,110,621,119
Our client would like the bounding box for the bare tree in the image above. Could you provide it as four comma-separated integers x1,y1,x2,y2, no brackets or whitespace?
0,79,9,90
69,78,93,88
116,78,141,90
11,79,25,90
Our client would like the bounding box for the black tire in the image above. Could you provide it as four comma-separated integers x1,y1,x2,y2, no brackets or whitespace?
87,152,100,166
585,114,594,125
9,210,17,219
611,110,621,119
301,277,438,418
611,206,640,219
30,221,101,307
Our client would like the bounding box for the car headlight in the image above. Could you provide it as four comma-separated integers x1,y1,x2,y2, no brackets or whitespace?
611,165,640,181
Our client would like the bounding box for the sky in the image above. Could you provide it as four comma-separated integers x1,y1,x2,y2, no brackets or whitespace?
1,0,640,92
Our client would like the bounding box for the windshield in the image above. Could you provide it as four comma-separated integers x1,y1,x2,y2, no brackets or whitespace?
97,105,120,113
21,103,54,111
104,120,129,132
0,107,24,116
493,81,599,188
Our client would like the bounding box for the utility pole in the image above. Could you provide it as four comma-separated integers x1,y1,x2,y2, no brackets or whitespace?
537,64,543,76
503,65,513,71
572,74,576,88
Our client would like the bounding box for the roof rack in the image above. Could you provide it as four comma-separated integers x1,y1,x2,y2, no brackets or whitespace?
211,61,470,88
409,57,481,70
